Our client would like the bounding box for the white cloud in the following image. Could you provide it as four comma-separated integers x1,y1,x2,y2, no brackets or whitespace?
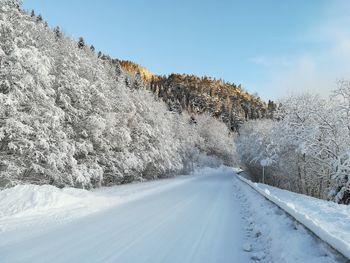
251,56,291,68
252,8,350,101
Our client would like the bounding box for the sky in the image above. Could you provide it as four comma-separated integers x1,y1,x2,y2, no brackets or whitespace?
22,0,350,101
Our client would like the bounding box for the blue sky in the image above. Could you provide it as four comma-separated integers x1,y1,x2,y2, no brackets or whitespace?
23,0,350,101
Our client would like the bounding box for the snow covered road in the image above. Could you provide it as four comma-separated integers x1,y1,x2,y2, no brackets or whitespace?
0,169,249,263
0,167,347,263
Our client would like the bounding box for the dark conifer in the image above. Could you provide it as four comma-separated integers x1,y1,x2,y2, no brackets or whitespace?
78,37,85,49
36,14,43,22
54,26,62,39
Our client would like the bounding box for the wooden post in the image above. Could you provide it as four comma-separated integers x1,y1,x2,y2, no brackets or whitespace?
262,166,265,184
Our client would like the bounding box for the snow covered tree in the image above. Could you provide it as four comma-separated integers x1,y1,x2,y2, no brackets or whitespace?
0,1,236,189
53,26,62,39
236,89,350,204
0,0,21,9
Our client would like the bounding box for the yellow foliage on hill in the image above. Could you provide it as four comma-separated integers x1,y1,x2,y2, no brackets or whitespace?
119,60,159,82
119,60,266,110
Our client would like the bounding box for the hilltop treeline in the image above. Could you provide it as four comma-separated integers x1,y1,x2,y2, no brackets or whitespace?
151,74,273,132
119,61,275,132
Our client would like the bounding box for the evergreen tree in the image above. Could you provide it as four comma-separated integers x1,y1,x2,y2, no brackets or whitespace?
53,26,62,39
77,37,85,49
133,72,142,89
36,14,42,22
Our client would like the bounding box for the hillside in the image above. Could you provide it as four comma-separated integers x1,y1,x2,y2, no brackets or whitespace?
119,61,273,132
0,0,235,189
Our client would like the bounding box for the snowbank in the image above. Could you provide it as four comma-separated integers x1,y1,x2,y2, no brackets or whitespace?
237,174,350,259
0,184,118,221
0,167,218,233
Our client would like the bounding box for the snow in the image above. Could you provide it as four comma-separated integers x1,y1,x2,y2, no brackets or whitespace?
0,167,347,262
0,170,209,233
0,167,249,263
237,174,350,260
243,243,253,252
234,174,347,262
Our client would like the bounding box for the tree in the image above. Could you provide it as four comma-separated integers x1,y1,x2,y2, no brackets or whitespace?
0,1,237,189
53,26,62,39
133,72,143,89
236,90,350,204
77,37,85,49
36,14,42,22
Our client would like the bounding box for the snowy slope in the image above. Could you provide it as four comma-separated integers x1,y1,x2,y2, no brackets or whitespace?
237,174,350,260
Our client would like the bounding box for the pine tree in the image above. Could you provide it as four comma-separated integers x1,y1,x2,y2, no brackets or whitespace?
115,62,122,76
133,72,143,89
53,26,62,39
77,37,85,49
36,14,43,22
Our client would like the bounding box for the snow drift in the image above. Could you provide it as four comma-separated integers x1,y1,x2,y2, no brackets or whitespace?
237,174,350,259
0,167,219,233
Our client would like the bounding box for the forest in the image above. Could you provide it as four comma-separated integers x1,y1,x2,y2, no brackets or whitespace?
0,0,234,189
236,83,350,204
1,0,349,205
120,60,273,132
